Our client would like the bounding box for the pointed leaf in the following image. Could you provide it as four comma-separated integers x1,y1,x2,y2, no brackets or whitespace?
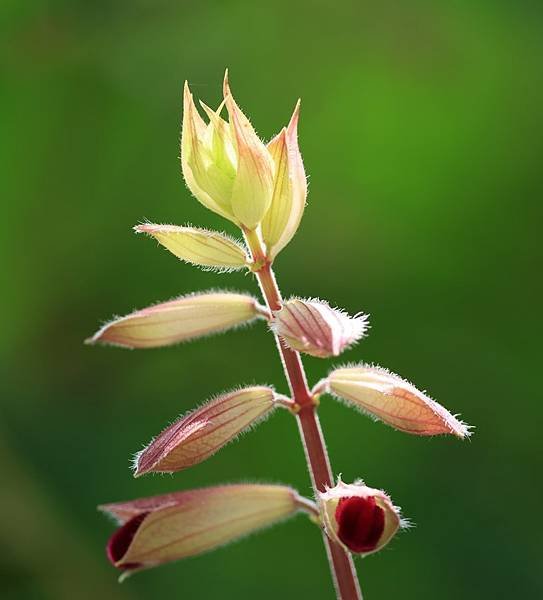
134,386,276,476
325,364,470,438
87,291,263,349
135,224,248,271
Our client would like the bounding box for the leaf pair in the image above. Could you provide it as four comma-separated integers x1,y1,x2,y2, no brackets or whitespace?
132,368,468,486
131,366,468,485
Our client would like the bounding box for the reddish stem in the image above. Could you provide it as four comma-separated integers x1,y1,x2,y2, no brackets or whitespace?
245,230,362,600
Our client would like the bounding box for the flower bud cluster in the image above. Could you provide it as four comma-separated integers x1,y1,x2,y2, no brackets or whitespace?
182,71,306,257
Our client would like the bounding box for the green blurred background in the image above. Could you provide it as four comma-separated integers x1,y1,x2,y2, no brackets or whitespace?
1,1,541,598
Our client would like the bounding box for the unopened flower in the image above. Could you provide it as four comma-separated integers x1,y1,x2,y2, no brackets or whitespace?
319,479,402,556
181,73,274,230
272,298,368,358
134,386,277,476
100,483,307,576
134,224,249,271
261,101,307,259
86,291,265,349
324,364,470,438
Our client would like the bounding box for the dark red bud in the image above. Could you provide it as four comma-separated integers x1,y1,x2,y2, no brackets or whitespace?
106,512,149,568
335,496,385,553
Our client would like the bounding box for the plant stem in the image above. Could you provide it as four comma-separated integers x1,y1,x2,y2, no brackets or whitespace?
244,229,362,600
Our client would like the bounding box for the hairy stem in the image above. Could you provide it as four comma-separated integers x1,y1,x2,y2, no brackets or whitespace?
245,229,362,600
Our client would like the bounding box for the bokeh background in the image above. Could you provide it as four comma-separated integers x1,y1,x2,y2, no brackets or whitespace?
1,1,542,598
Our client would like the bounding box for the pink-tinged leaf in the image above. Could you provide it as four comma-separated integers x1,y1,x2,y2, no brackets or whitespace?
86,291,264,349
319,478,404,556
325,364,471,438
272,298,368,358
134,386,276,476
99,483,305,574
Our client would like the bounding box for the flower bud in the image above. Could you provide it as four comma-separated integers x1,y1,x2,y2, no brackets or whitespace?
134,224,248,271
325,364,470,438
319,479,402,556
100,483,303,575
261,101,307,258
86,291,263,349
134,386,276,476
272,298,368,358
181,73,274,230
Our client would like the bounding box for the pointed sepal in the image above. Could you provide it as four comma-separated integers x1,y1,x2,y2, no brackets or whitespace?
181,82,237,223
262,101,307,258
223,71,274,229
